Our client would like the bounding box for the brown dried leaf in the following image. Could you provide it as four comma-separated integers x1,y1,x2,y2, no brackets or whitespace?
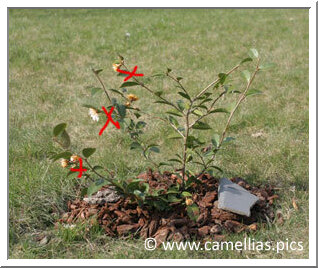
292,197,299,210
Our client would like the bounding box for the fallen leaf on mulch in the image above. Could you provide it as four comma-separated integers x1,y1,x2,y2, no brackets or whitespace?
58,170,277,243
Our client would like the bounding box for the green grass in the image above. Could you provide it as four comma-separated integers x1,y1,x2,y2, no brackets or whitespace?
9,9,309,259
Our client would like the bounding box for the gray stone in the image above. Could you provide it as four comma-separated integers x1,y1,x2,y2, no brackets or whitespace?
218,178,259,217
83,186,122,204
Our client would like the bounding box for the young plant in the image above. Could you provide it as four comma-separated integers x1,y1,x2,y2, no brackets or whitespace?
50,49,273,220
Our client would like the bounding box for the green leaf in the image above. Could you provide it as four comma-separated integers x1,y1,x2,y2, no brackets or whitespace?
224,137,235,143
168,115,179,127
158,162,171,167
168,194,182,203
168,158,182,164
246,89,263,97
130,142,142,150
154,91,163,97
117,73,129,78
151,73,165,78
120,81,139,88
178,91,191,101
181,191,192,197
91,87,103,96
168,134,183,140
134,112,141,119
210,165,223,173
249,48,259,59
56,130,71,149
166,110,183,117
126,179,143,193
186,203,200,222
154,100,170,105
212,133,220,148
209,108,230,114
116,104,126,118
259,63,276,70
242,70,251,82
53,123,67,137
240,57,253,64
192,109,203,116
93,69,103,75
218,73,228,85
176,100,185,111
133,190,145,201
192,121,211,130
87,179,108,196
82,148,96,158
51,151,72,161
110,88,124,96
93,165,104,171
176,77,183,81
136,121,147,129
149,146,160,153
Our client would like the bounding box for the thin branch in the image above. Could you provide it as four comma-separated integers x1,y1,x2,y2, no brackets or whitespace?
192,64,240,102
121,63,183,113
92,69,112,104
215,59,260,156
189,90,226,128
166,73,190,97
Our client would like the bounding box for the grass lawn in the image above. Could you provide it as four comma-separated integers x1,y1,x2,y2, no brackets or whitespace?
9,9,309,259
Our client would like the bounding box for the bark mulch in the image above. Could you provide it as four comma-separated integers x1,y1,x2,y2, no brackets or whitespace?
58,170,278,244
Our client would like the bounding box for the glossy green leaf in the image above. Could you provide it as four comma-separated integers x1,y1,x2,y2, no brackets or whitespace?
176,100,185,111
120,81,140,88
117,104,126,118
154,91,163,97
168,134,183,140
168,194,182,203
53,123,67,137
218,73,228,85
87,179,108,196
58,130,71,149
136,121,146,129
186,203,200,222
51,151,72,161
166,110,183,117
168,158,182,164
192,121,211,130
242,70,251,82
181,191,192,197
259,63,276,70
246,89,263,97
209,108,230,114
149,146,160,153
82,148,96,158
240,57,253,64
168,115,179,126
178,91,191,101
130,142,142,150
192,109,203,116
249,48,259,59
224,137,235,143
212,133,220,148
93,69,103,74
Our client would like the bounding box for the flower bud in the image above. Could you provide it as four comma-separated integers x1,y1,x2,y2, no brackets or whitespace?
60,159,68,168
185,198,193,206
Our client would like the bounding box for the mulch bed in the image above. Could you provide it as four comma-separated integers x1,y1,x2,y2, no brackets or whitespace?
58,169,278,244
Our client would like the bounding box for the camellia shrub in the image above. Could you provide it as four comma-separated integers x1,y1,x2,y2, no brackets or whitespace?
51,49,273,221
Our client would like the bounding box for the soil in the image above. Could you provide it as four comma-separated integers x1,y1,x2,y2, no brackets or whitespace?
58,169,278,244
